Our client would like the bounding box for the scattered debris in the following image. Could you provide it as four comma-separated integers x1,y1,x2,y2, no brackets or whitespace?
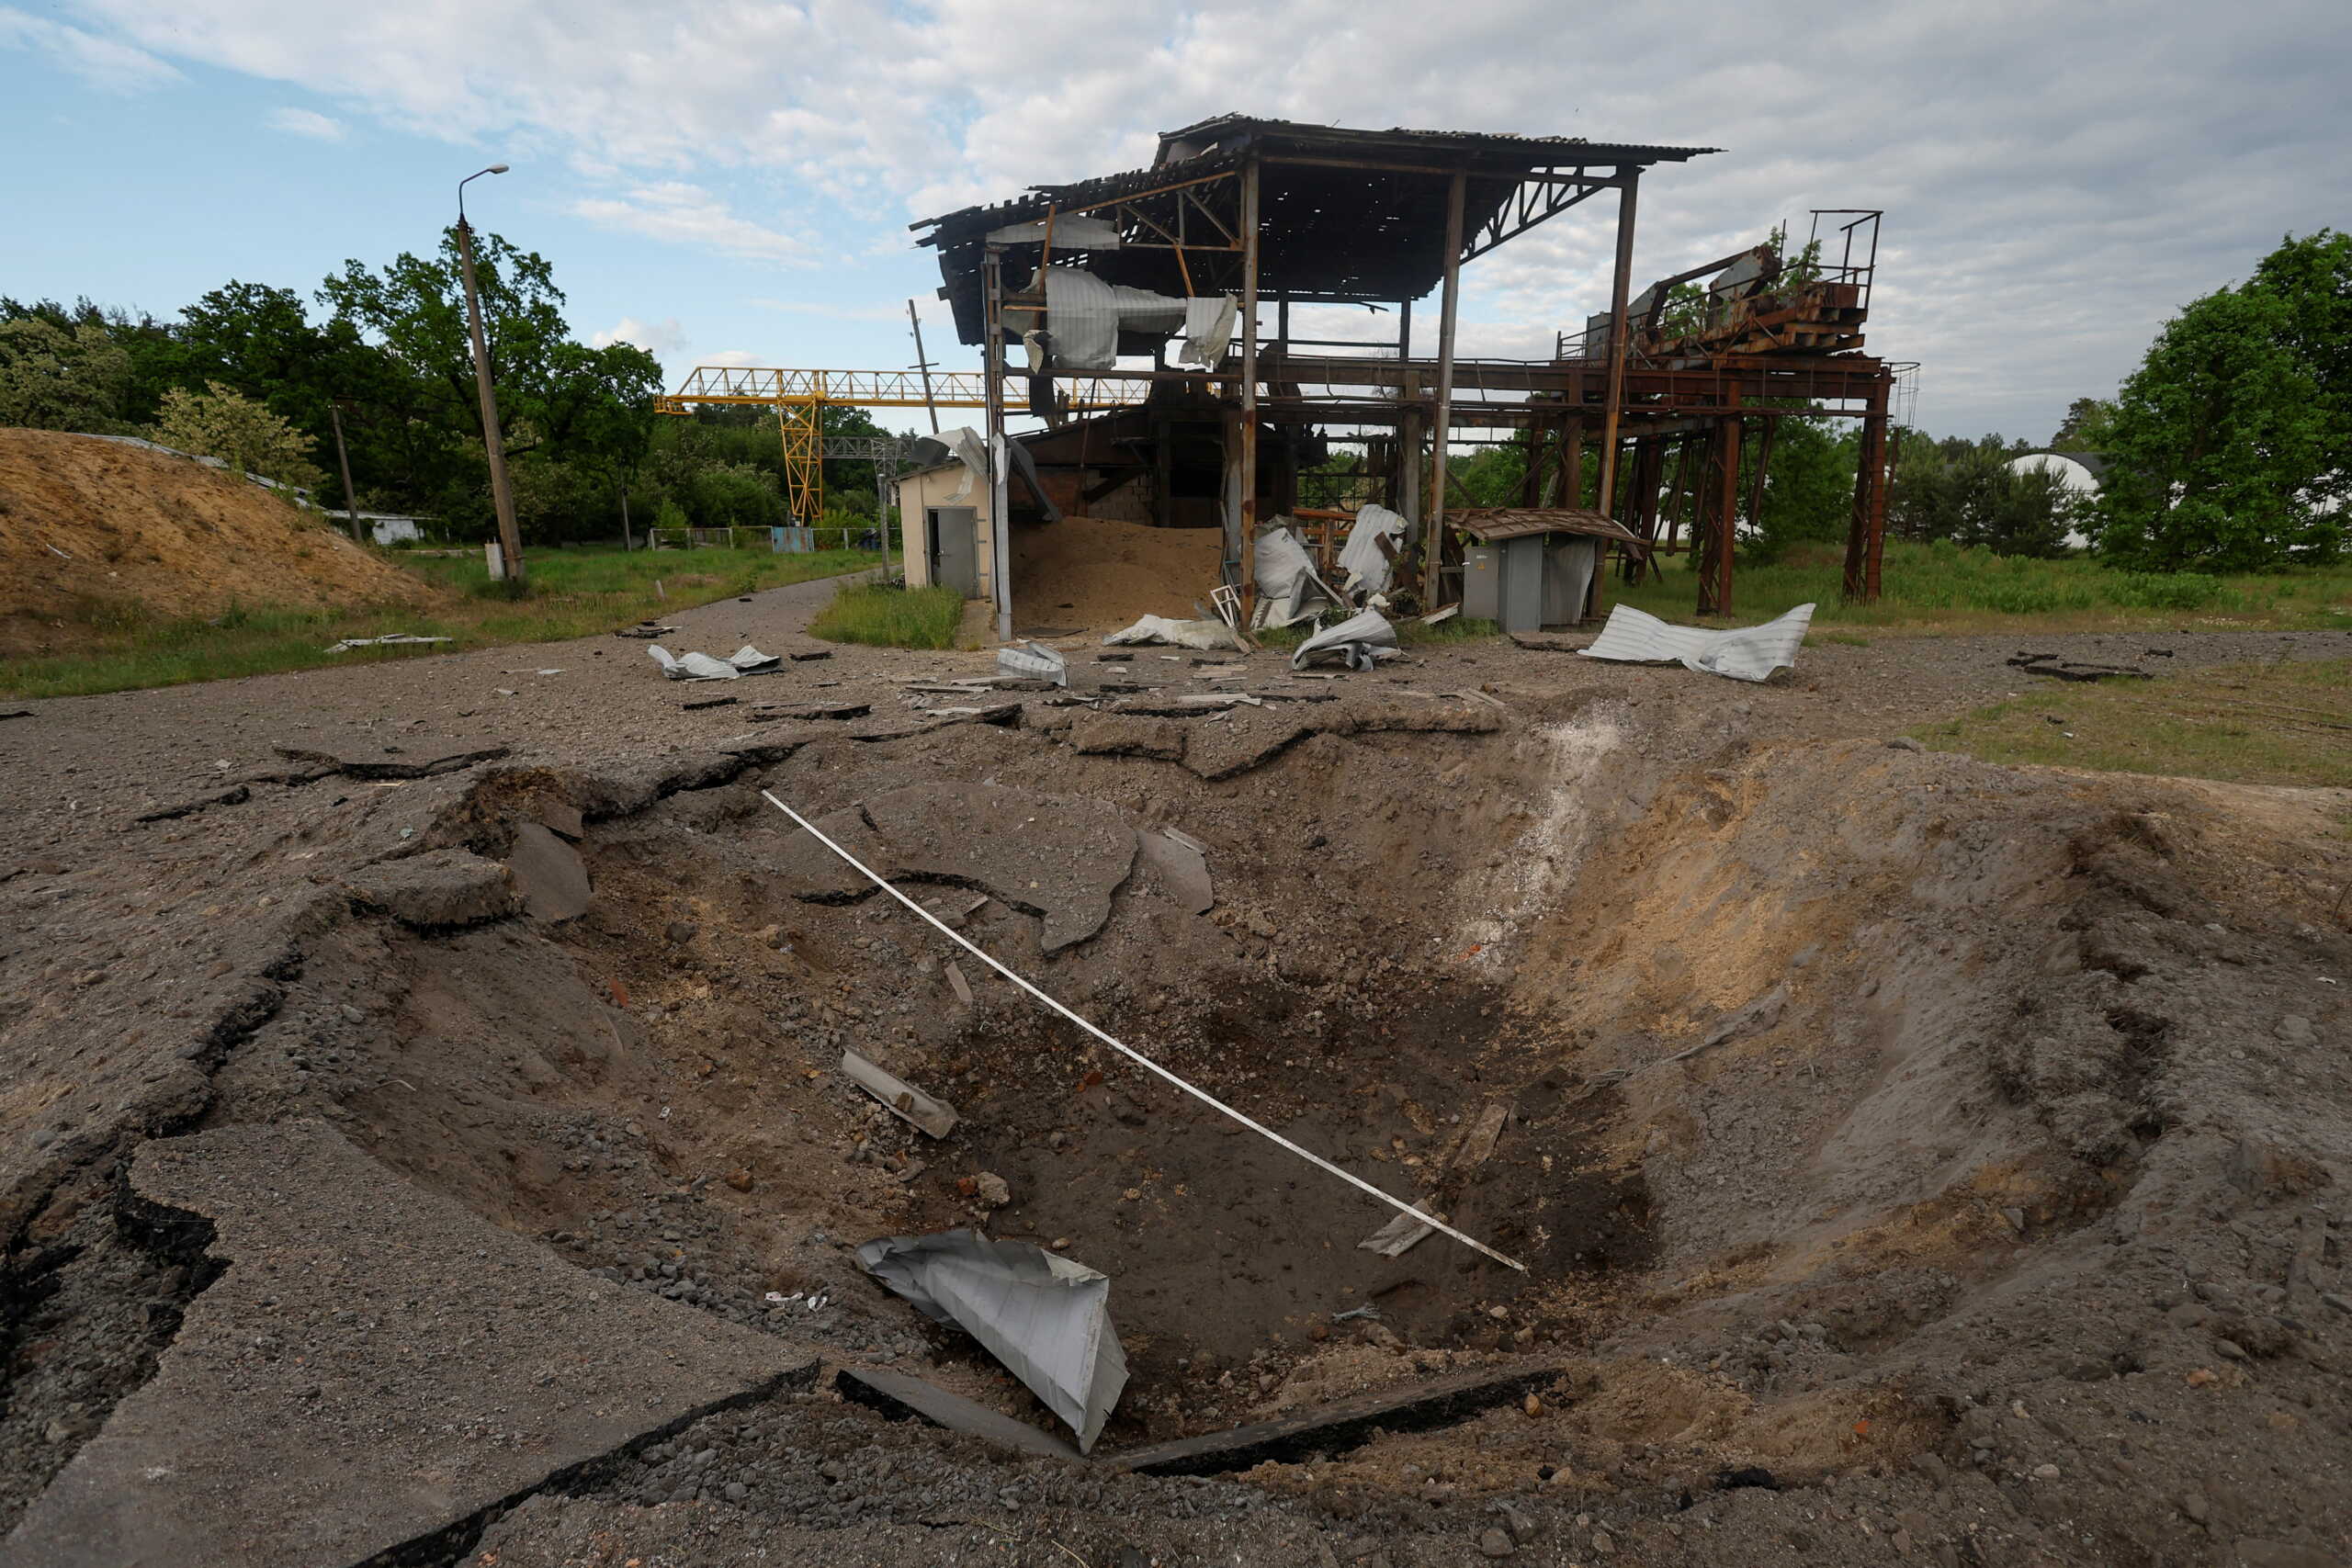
842,1049,960,1138
505,821,592,922
1579,602,1814,682
944,960,975,1007
1293,608,1401,671
1358,1200,1441,1258
647,644,784,681
681,694,738,711
272,744,510,781
322,633,453,654
612,623,679,639
997,639,1070,686
787,649,832,661
857,1229,1128,1452
748,700,872,723
2007,651,2155,682
1331,1303,1383,1323
0,709,28,720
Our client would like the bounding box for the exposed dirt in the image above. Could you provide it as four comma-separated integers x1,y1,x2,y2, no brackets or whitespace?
1,579,2348,1567
0,428,435,653
1011,513,1225,631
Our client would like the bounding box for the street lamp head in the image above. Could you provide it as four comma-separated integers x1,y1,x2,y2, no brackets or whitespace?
458,163,510,223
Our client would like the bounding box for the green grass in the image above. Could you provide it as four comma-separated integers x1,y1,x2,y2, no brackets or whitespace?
807,581,964,649
0,545,878,699
1912,657,2352,788
1621,539,2352,635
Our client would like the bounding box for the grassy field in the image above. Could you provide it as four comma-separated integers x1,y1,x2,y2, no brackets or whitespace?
1620,539,2352,637
0,545,878,699
807,581,964,649
1914,657,2352,789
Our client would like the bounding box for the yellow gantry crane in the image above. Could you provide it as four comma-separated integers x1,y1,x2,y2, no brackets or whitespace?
655,367,1145,525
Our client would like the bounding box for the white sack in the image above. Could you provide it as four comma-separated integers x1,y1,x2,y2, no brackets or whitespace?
1044,268,1186,370
1103,615,1244,652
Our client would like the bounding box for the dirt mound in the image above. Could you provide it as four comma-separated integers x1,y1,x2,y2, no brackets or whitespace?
1010,513,1224,631
0,429,435,652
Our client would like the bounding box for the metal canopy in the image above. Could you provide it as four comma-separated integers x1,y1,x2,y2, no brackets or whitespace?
914,118,1717,346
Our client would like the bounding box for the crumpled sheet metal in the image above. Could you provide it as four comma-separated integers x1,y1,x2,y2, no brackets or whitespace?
648,645,783,681
1251,525,1339,629
857,1230,1127,1452
1337,503,1407,597
1291,608,1401,671
1103,615,1243,652
997,640,1069,686
1577,602,1815,682
1045,268,1186,371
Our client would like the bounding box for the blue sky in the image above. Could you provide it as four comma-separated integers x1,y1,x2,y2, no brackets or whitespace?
6,0,2350,443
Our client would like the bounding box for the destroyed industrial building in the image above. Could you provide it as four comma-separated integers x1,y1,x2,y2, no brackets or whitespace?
661,114,1901,641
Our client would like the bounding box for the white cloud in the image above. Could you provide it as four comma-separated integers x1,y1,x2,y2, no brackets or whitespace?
749,299,908,323
265,106,343,141
0,6,177,92
699,349,763,369
589,314,687,362
42,0,2352,434
570,183,808,263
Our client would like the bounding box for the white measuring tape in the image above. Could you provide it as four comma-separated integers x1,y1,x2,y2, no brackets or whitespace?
761,790,1526,1272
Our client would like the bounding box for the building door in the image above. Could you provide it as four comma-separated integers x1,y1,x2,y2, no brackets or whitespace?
927,506,979,599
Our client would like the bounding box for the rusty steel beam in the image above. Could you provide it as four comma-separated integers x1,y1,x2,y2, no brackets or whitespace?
1423,169,1468,609
1594,172,1640,528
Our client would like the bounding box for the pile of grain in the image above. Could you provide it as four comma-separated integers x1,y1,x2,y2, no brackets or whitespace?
1010,513,1225,631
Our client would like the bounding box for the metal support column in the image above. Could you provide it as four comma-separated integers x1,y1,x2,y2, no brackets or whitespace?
983,247,1012,642
1698,393,1741,617
1843,377,1891,604
1238,156,1262,605
1594,171,1639,528
1421,169,1467,609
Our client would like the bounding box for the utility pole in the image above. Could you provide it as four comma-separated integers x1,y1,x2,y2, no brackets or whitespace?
458,164,525,587
908,299,940,434
328,403,362,543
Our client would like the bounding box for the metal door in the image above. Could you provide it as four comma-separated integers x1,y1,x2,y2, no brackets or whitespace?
928,506,978,599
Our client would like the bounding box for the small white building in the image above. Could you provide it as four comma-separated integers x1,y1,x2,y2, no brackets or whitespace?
894,459,995,600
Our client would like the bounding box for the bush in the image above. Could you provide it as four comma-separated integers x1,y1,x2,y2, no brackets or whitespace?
2100,571,2226,610
808,582,962,649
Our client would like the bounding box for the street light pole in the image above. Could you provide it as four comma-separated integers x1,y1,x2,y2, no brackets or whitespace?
458,164,525,588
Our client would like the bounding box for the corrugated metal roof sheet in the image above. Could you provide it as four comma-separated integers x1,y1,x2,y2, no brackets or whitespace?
1451,508,1648,550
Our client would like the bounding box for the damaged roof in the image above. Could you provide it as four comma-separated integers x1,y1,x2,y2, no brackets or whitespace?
1451,507,1649,551
914,117,1716,347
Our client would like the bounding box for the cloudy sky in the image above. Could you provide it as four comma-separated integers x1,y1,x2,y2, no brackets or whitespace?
6,0,2348,442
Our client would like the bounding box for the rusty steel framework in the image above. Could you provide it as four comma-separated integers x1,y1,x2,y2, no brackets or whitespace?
876,116,1895,632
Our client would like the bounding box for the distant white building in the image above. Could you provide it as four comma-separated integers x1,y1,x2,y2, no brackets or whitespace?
2006,451,2107,547
2005,450,2107,498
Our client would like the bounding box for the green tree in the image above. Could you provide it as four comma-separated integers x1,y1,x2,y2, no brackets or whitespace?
0,316,132,431
151,380,325,491
2246,228,2352,516
2049,397,2116,454
1749,417,1859,559
2092,282,2333,570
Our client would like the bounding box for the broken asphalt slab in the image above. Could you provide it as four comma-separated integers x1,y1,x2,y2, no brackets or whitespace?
771,782,1137,953
1105,1364,1556,1476
272,742,512,781
3,1120,815,1568
506,820,593,922
341,848,520,929
835,1368,1081,1461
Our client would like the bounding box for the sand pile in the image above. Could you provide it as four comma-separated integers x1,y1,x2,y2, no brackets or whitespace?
0,429,435,652
1010,513,1224,631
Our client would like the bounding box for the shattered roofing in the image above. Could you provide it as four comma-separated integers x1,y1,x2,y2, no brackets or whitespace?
915,117,1717,347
